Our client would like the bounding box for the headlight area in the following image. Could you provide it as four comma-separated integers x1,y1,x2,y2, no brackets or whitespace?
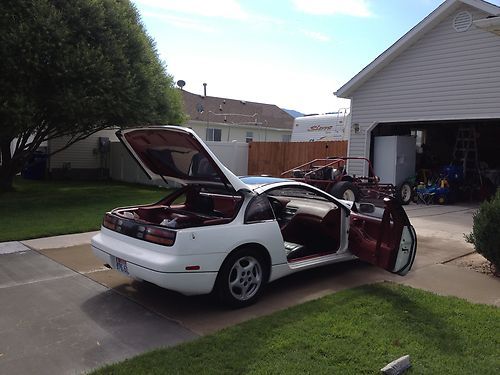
102,213,176,246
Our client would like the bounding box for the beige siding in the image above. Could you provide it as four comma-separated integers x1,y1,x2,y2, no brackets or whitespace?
49,129,118,170
349,5,500,175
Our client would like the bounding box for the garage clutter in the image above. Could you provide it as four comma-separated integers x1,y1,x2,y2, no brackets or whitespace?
407,124,497,205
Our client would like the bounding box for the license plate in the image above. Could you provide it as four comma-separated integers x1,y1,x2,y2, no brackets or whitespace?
116,257,129,275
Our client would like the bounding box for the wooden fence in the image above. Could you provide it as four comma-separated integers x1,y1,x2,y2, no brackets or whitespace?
248,141,348,177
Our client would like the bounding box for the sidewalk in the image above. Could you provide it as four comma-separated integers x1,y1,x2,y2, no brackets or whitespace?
0,236,197,375
400,262,500,306
21,231,99,250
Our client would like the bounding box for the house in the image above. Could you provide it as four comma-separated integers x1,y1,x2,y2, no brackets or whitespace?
180,90,294,143
47,90,293,180
336,0,500,186
47,129,118,180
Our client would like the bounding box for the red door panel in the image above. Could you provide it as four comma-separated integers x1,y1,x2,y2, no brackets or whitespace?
348,198,416,275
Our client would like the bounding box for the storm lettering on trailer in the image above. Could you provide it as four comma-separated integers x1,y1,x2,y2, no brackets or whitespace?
307,125,334,132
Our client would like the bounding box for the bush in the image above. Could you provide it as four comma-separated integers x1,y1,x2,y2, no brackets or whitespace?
465,190,500,273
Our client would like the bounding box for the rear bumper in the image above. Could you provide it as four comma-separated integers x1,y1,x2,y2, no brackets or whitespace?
91,233,218,296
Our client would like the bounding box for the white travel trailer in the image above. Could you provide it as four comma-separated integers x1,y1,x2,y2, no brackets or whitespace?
291,111,349,142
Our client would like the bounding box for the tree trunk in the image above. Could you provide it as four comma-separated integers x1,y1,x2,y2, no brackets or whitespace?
0,138,17,191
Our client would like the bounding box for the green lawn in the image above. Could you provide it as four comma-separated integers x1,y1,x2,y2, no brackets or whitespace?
0,177,167,241
93,283,499,375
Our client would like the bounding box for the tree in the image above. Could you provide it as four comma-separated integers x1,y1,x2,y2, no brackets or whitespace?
0,0,184,190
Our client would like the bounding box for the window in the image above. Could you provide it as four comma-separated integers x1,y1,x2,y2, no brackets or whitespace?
245,195,274,223
281,134,291,142
245,131,253,143
206,128,222,142
267,185,330,202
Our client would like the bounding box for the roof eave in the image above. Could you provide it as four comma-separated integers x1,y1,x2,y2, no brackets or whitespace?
474,15,500,35
335,0,500,98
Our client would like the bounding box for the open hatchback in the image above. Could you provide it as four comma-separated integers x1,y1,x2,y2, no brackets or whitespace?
92,126,416,308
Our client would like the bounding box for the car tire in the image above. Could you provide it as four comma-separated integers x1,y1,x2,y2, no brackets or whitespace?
329,181,360,202
215,247,269,308
396,182,413,205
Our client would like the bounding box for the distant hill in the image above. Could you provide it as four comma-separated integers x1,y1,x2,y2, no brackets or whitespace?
283,109,304,118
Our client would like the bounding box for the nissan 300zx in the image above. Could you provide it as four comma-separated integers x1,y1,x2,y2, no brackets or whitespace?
91,126,417,307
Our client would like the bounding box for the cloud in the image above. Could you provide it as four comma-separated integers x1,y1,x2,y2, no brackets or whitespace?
301,29,330,42
135,0,249,20
292,0,373,17
141,12,217,33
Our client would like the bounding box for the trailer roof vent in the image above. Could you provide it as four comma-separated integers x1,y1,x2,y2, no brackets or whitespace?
453,11,473,32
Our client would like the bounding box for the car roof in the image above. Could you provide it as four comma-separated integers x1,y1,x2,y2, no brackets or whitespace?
241,177,354,212
239,176,291,189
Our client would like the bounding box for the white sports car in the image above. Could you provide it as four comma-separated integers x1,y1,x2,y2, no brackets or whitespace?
91,126,417,307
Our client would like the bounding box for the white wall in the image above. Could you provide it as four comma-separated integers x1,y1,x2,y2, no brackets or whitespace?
109,141,157,186
186,120,291,143
205,141,249,176
347,5,500,175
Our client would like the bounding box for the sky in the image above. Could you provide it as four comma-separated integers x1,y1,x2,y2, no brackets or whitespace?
132,0,500,114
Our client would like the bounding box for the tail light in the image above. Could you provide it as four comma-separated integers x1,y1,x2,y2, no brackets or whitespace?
103,213,119,231
102,213,176,246
142,227,176,246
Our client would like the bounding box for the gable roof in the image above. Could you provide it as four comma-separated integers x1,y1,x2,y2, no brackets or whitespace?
335,0,500,98
180,90,294,130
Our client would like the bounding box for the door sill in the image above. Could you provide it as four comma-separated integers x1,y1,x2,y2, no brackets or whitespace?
287,251,357,270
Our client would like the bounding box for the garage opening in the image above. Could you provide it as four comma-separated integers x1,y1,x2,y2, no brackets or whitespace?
370,119,500,202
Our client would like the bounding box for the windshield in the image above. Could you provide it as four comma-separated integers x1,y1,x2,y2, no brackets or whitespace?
266,186,329,202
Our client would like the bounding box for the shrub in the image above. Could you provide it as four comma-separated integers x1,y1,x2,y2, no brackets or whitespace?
465,190,500,274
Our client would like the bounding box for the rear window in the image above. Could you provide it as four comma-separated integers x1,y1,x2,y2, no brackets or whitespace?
245,195,274,223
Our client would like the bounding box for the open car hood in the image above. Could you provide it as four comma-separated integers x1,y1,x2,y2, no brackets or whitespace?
117,126,250,192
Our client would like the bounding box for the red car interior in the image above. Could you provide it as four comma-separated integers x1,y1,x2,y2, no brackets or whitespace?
114,190,243,229
348,199,408,271
270,197,342,261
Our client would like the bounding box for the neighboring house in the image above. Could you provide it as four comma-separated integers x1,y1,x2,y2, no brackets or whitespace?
336,0,500,183
47,129,117,179
180,90,294,143
46,90,294,180
48,128,250,181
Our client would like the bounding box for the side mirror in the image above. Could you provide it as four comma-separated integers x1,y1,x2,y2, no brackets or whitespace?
359,202,375,214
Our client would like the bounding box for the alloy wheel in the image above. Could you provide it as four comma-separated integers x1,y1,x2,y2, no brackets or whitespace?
228,256,262,301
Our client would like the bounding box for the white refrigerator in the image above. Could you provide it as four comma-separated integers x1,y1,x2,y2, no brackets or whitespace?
373,135,416,186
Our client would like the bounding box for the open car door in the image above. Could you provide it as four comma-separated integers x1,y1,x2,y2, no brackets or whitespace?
348,198,416,275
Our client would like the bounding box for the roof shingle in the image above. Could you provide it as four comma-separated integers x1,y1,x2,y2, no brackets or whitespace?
181,90,294,130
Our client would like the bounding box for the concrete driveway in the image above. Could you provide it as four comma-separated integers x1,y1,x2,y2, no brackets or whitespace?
1,203,499,374
0,243,196,375
405,203,477,242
